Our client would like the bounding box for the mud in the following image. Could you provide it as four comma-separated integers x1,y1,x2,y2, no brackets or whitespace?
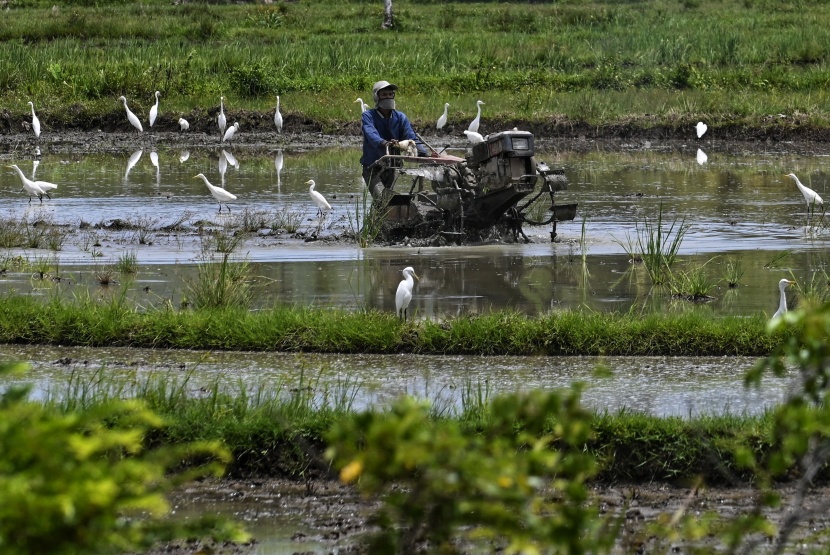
144,478,830,554
4,113,830,156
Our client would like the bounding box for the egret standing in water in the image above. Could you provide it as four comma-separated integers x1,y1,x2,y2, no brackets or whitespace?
7,164,57,204
119,96,143,132
194,173,237,213
467,100,484,133
274,95,283,133
773,278,795,318
395,266,419,322
436,103,449,130
178,118,190,131
28,101,41,139
783,173,824,208
305,179,331,216
695,121,707,139
149,91,161,127
222,122,239,144
218,96,227,137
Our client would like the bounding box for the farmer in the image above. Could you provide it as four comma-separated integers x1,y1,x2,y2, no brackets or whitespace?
360,80,429,199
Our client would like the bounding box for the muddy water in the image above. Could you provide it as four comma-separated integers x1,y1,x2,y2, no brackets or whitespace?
2,344,791,417
0,143,829,317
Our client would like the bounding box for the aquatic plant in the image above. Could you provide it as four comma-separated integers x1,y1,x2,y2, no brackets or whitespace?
271,206,303,234
116,250,139,274
724,256,744,288
236,208,270,234
93,264,117,286
187,254,252,310
347,186,389,248
635,204,689,285
669,259,717,301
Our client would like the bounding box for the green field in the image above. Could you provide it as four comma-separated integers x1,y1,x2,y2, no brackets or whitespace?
4,0,830,134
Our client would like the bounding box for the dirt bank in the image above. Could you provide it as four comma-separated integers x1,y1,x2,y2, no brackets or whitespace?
145,477,830,555
3,110,830,156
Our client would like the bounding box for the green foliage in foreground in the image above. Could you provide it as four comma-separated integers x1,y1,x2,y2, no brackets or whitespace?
0,363,249,555
324,302,830,553
0,293,782,356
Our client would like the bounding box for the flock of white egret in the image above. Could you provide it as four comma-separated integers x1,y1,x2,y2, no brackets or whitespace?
9,99,828,320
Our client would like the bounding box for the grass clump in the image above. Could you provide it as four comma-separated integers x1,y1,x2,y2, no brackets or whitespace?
187,254,252,310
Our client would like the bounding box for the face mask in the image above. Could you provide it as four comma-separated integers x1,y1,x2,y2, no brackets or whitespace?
377,98,396,110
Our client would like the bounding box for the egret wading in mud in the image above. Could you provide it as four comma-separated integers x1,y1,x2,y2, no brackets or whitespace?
463,130,484,144
28,101,41,138
306,179,331,216
773,278,795,319
437,103,449,130
7,164,57,204
222,122,239,144
695,121,707,139
119,96,143,132
395,266,419,322
467,100,484,133
274,96,283,133
178,118,189,131
218,96,227,137
783,173,824,208
195,173,237,213
149,91,160,127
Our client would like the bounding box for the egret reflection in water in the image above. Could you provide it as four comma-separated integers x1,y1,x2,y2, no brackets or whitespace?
696,148,708,165
124,149,142,181
222,149,239,170
274,149,284,191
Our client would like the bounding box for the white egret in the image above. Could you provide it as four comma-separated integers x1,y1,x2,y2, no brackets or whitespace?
149,91,160,127
354,98,368,113
467,100,484,133
306,179,331,216
395,266,419,322
773,278,795,319
783,173,824,208
7,164,57,204
125,149,142,179
463,130,485,144
696,148,708,165
194,173,237,213
274,95,283,133
222,122,239,144
436,102,449,130
695,121,707,139
28,101,41,138
396,139,418,157
178,118,190,131
179,150,190,163
218,96,227,136
31,160,39,180
118,96,143,132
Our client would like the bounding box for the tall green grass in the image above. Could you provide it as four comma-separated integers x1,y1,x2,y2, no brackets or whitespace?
5,1,830,130
0,293,783,356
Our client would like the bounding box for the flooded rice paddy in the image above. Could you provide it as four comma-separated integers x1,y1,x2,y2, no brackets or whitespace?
0,140,828,318
1,137,826,554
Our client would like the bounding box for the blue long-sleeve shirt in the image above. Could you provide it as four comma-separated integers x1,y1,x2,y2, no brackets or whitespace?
360,108,427,167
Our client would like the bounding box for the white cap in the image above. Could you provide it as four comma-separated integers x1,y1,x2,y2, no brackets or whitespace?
372,80,398,102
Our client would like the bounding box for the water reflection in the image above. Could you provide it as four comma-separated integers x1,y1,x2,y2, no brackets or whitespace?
0,146,828,317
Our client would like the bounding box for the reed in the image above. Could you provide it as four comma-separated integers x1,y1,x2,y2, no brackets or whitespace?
635,205,689,285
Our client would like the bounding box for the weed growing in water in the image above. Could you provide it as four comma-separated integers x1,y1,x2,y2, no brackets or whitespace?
764,251,790,268
724,256,744,288
272,207,303,234
127,216,158,245
199,228,245,254
635,204,688,284
93,265,117,286
115,251,138,274
669,258,717,301
187,254,252,309
347,187,389,248
30,255,56,280
236,208,270,233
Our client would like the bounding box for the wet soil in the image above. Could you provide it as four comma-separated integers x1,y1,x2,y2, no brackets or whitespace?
4,111,830,156
144,477,830,555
